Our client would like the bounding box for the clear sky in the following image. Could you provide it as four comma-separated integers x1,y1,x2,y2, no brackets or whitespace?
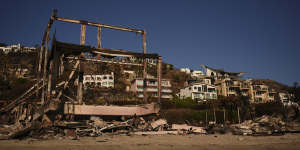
0,0,299,86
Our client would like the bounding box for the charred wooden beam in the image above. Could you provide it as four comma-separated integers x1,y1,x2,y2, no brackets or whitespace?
47,61,53,99
77,24,86,105
56,61,80,99
55,17,143,34
41,32,50,104
41,9,57,45
97,27,102,48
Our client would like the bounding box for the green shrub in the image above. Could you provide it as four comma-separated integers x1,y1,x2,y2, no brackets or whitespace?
255,101,285,117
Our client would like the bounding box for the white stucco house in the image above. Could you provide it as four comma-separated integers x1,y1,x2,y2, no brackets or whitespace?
178,83,217,101
83,72,114,88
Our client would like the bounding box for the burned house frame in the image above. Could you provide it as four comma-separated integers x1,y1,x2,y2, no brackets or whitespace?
37,10,163,115
0,10,163,128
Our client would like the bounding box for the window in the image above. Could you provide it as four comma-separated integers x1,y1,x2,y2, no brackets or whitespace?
208,88,215,92
149,80,156,85
198,87,201,92
194,86,197,90
189,87,192,90
97,77,101,80
162,81,169,86
109,82,113,85
212,94,217,99
194,93,200,98
103,76,107,80
255,98,262,102
109,76,113,80
206,80,210,84
205,93,210,99
137,80,143,85
203,85,207,92
103,82,107,85
85,77,90,80
162,94,170,97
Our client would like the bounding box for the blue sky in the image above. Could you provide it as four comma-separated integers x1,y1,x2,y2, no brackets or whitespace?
0,0,299,86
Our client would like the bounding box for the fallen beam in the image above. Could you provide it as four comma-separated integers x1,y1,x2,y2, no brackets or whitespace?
64,103,160,116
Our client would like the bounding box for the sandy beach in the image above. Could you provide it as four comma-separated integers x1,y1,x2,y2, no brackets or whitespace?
0,133,300,150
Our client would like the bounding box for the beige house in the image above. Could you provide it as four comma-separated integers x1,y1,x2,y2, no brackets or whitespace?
215,78,277,103
130,78,172,99
215,78,250,97
248,81,277,103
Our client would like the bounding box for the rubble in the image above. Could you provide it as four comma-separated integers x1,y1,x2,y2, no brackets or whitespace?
2,114,300,139
231,115,291,136
171,124,207,134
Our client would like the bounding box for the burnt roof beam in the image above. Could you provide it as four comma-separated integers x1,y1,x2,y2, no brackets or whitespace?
55,17,144,34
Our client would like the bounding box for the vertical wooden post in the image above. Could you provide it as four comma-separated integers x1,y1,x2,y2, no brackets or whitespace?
59,55,64,77
77,24,86,105
157,56,162,103
142,30,148,103
51,38,59,93
41,32,50,104
97,27,101,48
47,61,53,99
97,27,102,60
37,45,44,96
80,24,86,45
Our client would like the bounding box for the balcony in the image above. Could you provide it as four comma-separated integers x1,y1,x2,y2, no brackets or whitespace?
147,88,158,92
162,94,172,99
162,88,172,93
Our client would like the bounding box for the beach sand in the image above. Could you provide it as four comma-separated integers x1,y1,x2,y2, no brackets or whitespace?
0,133,300,150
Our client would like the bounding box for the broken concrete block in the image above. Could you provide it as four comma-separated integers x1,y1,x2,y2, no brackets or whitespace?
151,119,167,129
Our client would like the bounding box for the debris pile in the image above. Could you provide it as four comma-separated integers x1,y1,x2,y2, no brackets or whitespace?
231,115,300,136
2,114,300,139
0,115,208,139
75,117,207,137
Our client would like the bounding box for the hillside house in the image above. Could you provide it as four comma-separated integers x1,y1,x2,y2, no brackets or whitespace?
179,83,217,101
130,78,172,99
83,72,114,88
